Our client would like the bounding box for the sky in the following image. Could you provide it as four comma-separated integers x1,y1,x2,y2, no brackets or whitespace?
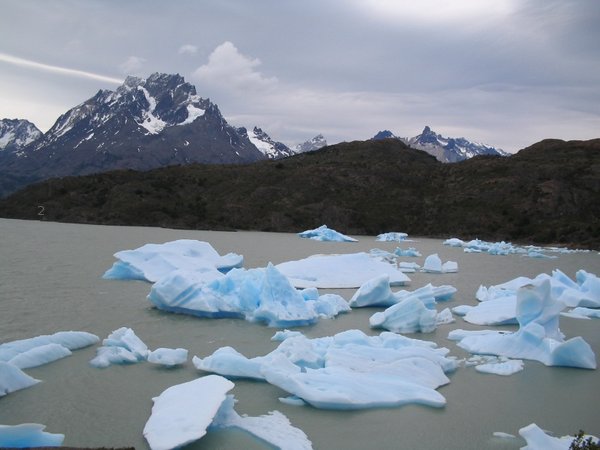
1,0,599,153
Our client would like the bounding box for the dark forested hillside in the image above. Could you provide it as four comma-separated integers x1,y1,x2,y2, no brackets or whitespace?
1,138,599,248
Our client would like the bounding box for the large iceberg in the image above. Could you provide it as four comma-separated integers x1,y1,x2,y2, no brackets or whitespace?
0,423,64,448
460,269,600,326
422,254,458,273
143,375,311,450
297,225,357,242
276,252,411,288
449,280,597,369
194,329,457,410
148,263,349,327
0,362,40,397
103,239,243,282
90,327,149,368
0,331,99,369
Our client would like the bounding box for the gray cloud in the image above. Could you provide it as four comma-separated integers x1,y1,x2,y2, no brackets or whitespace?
0,0,598,152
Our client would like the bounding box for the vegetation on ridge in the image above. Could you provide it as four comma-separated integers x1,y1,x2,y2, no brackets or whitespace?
0,138,598,249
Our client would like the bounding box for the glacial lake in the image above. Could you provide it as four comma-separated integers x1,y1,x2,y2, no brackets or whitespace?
0,218,599,450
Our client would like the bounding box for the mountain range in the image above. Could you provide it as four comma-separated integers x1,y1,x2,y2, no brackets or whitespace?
372,126,508,162
1,72,506,197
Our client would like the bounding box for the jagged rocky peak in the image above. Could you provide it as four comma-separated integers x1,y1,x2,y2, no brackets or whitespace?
0,119,42,153
294,134,327,153
241,126,294,159
372,130,399,140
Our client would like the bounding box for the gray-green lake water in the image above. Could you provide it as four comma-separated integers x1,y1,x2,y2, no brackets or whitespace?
0,219,599,449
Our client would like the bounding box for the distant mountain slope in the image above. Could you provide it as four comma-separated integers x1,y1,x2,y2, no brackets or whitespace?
373,126,508,162
238,126,295,159
294,134,327,153
1,138,598,248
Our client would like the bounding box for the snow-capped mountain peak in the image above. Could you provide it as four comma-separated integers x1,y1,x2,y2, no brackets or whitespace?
0,119,42,154
294,134,327,153
238,126,294,159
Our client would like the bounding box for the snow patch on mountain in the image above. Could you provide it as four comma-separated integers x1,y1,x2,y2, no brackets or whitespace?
0,119,42,153
294,134,327,153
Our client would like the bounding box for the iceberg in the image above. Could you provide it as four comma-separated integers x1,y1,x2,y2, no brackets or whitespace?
147,348,188,367
297,225,357,242
0,331,99,369
210,395,313,450
565,307,600,319
103,239,243,282
474,359,524,376
519,423,599,450
349,275,455,308
369,296,438,333
0,423,64,448
449,280,597,369
90,327,149,368
276,252,411,288
144,375,235,450
143,375,311,450
194,329,457,410
422,254,458,273
148,263,349,327
394,247,421,257
376,232,408,242
444,237,588,257
0,362,40,397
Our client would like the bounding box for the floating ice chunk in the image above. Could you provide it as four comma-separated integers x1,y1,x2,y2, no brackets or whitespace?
90,327,148,368
272,330,304,342
565,307,600,319
148,348,188,367
376,232,408,242
0,331,99,365
493,431,516,439
519,423,599,450
277,252,410,288
210,395,313,450
103,239,243,282
422,254,458,273
463,296,518,326
398,261,421,272
436,308,455,325
450,281,597,369
451,305,472,316
475,359,524,375
195,330,456,410
0,362,40,397
149,263,347,327
298,225,357,242
0,423,64,447
370,296,438,333
143,375,234,450
394,247,421,257
443,238,465,247
8,344,72,370
349,274,396,307
527,250,557,259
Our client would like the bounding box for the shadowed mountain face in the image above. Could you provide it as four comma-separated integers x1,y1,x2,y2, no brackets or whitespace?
1,138,598,249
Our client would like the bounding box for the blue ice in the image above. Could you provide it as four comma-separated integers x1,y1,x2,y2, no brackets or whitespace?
90,327,149,368
0,424,64,448
148,348,188,367
449,280,597,369
376,232,408,242
194,329,457,410
297,225,357,242
0,362,40,397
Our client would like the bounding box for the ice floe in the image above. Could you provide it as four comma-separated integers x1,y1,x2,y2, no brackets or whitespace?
148,263,349,327
103,239,243,282
144,375,234,450
147,348,188,367
370,296,438,333
90,327,149,368
143,375,311,450
519,423,599,450
474,358,524,376
394,247,421,257
443,237,589,257
0,362,40,397
297,225,357,242
0,331,99,369
563,307,600,319
276,252,411,288
0,423,64,448
460,270,600,326
376,232,408,242
422,254,458,273
349,275,455,309
449,280,597,369
194,329,457,410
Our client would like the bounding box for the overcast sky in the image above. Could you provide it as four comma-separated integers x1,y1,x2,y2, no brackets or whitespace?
1,0,599,152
